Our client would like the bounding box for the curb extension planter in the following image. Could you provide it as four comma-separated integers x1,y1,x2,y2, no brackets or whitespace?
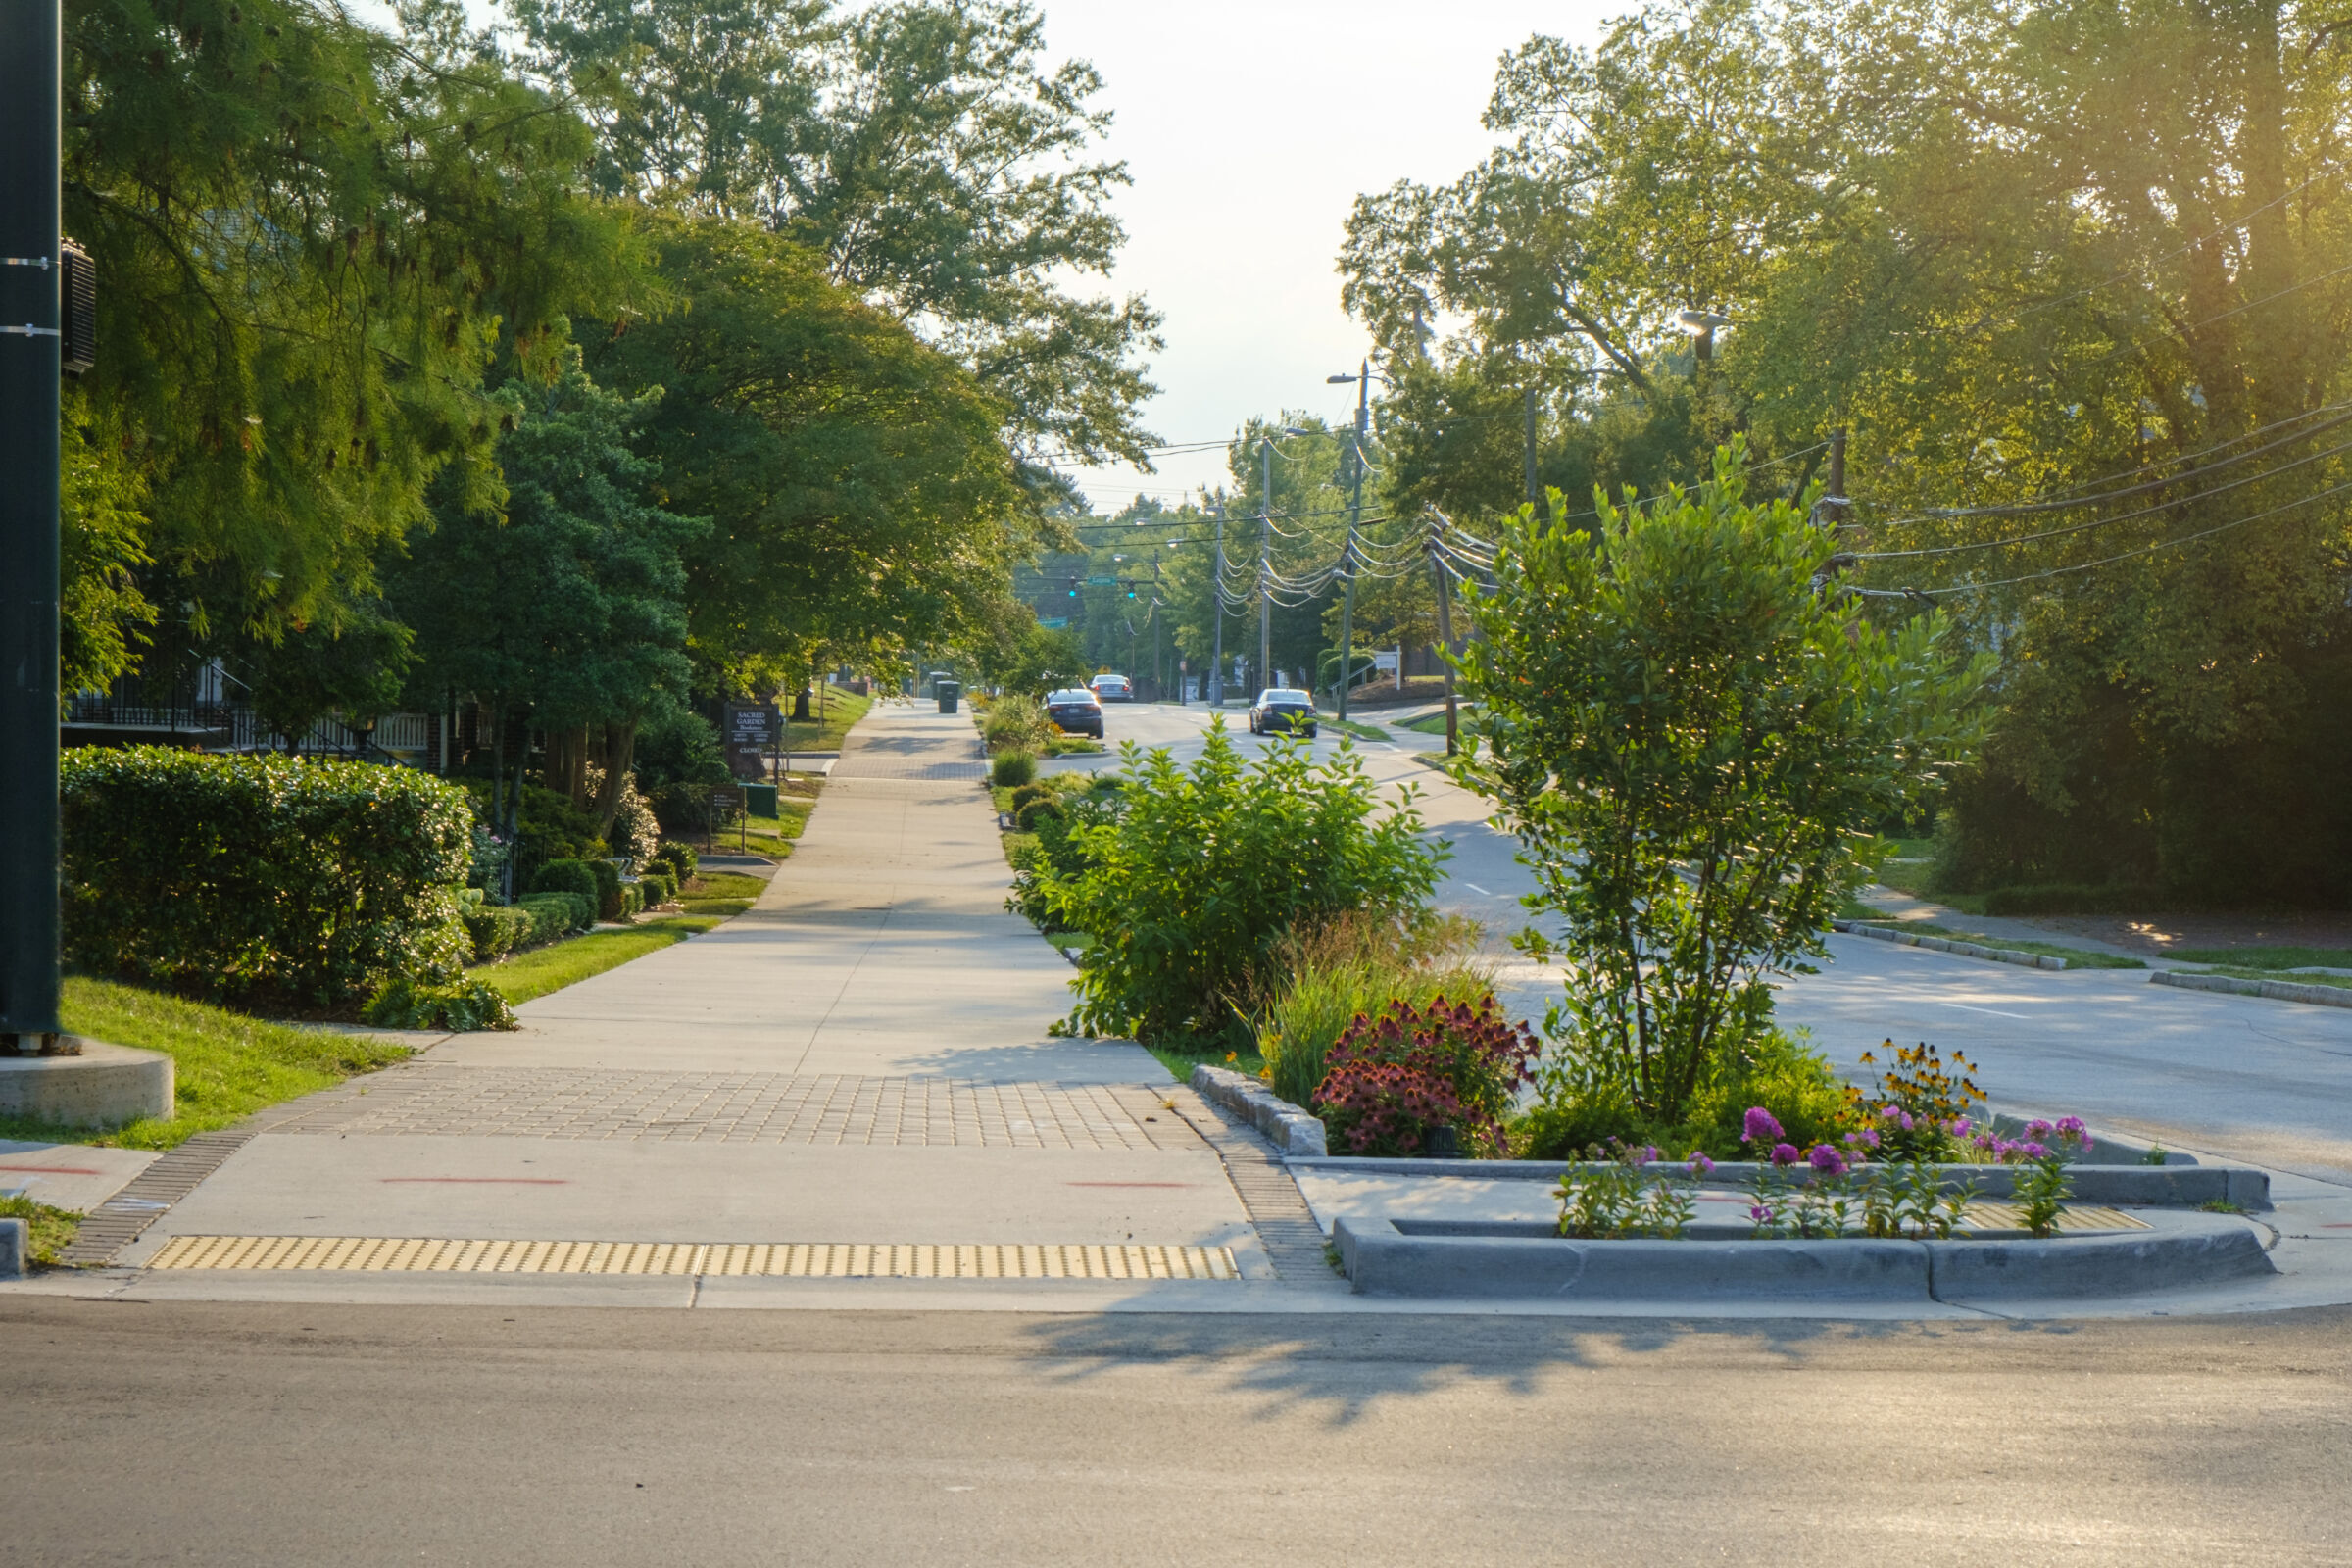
1331,1210,2274,1301
1290,1157,2270,1211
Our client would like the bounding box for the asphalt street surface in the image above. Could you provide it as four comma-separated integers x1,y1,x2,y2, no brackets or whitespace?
6,1298,2349,1566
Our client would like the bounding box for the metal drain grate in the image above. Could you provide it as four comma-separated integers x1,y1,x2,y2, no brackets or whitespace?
145,1236,1240,1280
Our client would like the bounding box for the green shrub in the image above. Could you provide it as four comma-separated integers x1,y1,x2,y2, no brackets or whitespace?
534,858,599,902
588,858,625,920
1009,783,1053,816
460,779,607,893
639,869,676,906
991,749,1037,789
364,975,517,1032
1004,832,1043,875
983,695,1052,754
1014,797,1064,833
463,905,533,963
61,748,473,1008
516,892,592,942
1033,724,1443,1042
651,841,697,881
1258,912,1494,1108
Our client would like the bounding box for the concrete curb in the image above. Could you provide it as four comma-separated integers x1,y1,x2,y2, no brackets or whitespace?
0,1217,23,1277
1832,918,2074,970
1332,1210,2275,1301
1189,1065,1327,1157
2153,969,2352,1009
1287,1156,2268,1209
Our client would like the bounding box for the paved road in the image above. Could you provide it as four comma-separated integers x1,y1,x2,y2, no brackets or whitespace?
4,1298,2347,1566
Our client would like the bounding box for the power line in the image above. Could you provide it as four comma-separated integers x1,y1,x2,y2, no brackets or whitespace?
1855,429,2352,559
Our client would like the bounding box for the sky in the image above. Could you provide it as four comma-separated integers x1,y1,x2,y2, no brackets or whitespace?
1029,0,1612,514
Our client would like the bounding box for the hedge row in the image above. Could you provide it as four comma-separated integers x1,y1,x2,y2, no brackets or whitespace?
62,748,474,1007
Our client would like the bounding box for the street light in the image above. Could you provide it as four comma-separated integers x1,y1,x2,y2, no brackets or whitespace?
1676,308,1733,361
1325,365,1398,722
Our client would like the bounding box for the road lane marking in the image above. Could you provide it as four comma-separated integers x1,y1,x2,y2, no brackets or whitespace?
1936,1002,2032,1019
1463,882,1494,897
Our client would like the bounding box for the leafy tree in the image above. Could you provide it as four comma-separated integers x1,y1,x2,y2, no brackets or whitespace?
514,0,1163,470
585,215,1035,693
1456,446,1991,1125
237,606,416,752
978,619,1090,696
61,0,642,684
392,361,702,837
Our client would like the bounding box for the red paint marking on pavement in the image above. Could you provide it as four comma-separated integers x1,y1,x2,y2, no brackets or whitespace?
378,1178,571,1185
1064,1181,1193,1189
2321,1223,2352,1228
0,1164,104,1176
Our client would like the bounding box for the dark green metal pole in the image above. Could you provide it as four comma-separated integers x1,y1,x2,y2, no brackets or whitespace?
0,0,65,1053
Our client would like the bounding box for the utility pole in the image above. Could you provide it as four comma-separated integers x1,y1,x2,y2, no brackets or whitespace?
1428,521,1458,758
1208,497,1226,708
1337,362,1369,723
1825,425,1848,528
1257,436,1273,696
1,0,65,1053
1524,386,1539,509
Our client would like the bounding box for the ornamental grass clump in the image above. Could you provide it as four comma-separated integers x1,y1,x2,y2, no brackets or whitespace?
1310,995,1539,1157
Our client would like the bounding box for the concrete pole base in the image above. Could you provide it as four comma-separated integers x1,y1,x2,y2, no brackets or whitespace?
0,1038,173,1128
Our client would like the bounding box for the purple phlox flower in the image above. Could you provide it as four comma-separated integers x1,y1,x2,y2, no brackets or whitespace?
2055,1115,2087,1141
1971,1130,1998,1151
1808,1144,1848,1176
1747,1203,1777,1225
1949,1118,1972,1137
2016,1141,2050,1160
1742,1107,1785,1145
1641,1145,1661,1165
1841,1127,1880,1150
2025,1118,2053,1138
1770,1143,1800,1167
1899,1111,1915,1132
1686,1153,1716,1179
1878,1104,1901,1120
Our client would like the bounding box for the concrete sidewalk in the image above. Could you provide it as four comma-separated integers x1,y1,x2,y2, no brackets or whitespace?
71,704,1329,1304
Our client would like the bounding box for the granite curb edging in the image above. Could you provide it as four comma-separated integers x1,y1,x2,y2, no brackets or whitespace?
1832,918,2074,970
1287,1156,2268,1209
2153,969,2352,1009
1189,1064,1327,1157
1331,1208,2276,1301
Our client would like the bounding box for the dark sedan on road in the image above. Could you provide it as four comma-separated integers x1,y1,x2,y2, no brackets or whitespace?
1044,688,1104,738
1248,688,1318,737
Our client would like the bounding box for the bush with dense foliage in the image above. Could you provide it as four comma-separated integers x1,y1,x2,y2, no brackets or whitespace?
991,749,1037,788
62,748,472,1007
983,695,1052,755
516,892,594,942
463,905,535,963
1014,797,1063,833
1033,726,1444,1042
1310,996,1541,1157
534,859,600,904
363,975,517,1032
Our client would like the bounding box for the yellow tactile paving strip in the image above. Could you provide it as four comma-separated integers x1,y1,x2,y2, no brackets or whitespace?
1961,1203,2149,1234
144,1235,1240,1280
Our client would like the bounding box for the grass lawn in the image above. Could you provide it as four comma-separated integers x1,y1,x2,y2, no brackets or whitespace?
2166,945,2352,970
774,681,872,753
2180,964,2352,989
1044,735,1105,755
469,917,724,1005
676,869,767,918
1850,919,2144,969
1146,1041,1267,1086
0,976,415,1152
0,1194,85,1264
1399,706,1476,735
1329,717,1392,742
